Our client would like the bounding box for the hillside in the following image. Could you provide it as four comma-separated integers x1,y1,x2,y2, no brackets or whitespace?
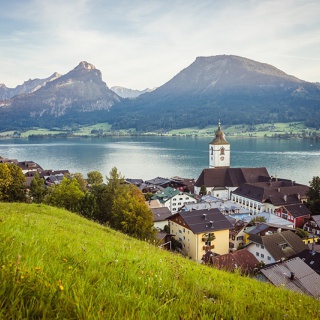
0,203,319,319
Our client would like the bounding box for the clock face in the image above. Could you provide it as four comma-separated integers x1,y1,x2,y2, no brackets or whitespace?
220,156,224,161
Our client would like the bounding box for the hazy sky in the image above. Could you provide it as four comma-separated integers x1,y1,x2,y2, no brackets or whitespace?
1,0,320,90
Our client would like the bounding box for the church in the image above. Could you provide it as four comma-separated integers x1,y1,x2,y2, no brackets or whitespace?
194,122,310,219
194,122,272,199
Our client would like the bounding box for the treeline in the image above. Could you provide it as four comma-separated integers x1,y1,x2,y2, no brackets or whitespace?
0,163,155,240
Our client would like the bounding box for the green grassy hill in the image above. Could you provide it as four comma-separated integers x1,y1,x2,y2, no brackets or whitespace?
1,203,319,319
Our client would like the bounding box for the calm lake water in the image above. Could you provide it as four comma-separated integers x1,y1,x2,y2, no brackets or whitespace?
0,136,319,186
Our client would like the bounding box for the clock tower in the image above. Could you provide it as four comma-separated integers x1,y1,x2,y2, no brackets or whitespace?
209,121,230,168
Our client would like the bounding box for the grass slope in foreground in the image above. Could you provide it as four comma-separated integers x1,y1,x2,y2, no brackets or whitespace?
0,203,319,319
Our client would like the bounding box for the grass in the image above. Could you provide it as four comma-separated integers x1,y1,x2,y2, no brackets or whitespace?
0,203,319,319
0,122,316,139
167,122,311,138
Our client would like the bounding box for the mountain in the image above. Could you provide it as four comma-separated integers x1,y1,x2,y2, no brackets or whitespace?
0,55,319,132
0,72,61,100
0,61,122,130
109,55,320,131
110,86,154,99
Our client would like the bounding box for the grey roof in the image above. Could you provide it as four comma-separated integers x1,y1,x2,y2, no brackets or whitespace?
195,167,270,188
242,212,294,227
233,181,309,205
293,249,320,275
151,207,172,222
260,257,320,298
169,208,233,234
282,203,312,218
145,177,171,186
310,215,320,227
249,230,308,261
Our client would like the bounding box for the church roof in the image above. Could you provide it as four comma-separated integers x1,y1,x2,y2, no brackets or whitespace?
210,122,229,145
195,167,270,188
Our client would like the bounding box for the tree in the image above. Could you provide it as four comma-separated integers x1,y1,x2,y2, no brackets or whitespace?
0,163,26,202
296,228,309,239
95,167,155,240
249,216,267,225
66,172,88,193
199,185,207,196
30,172,46,203
87,171,103,186
306,176,320,214
44,177,85,212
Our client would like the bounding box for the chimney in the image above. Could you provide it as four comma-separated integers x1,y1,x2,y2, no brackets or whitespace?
203,213,207,220
290,272,295,281
210,221,214,228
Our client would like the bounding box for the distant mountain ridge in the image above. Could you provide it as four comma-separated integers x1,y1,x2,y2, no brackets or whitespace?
110,86,154,99
0,55,319,131
0,72,61,100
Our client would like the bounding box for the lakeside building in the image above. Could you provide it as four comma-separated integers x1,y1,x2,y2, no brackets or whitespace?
194,122,310,218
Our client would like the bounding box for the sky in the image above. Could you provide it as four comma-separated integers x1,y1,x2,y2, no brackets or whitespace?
1,0,320,90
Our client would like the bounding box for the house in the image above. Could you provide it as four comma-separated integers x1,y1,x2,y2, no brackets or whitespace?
151,207,172,231
303,215,320,237
259,257,320,299
246,230,308,265
167,208,233,261
274,203,311,228
227,217,249,251
152,187,196,213
209,250,259,275
231,180,309,215
17,161,43,173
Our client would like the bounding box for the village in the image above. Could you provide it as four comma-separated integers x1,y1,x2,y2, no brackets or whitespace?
1,122,320,299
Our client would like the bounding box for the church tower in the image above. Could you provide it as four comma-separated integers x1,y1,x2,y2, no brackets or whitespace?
209,121,230,168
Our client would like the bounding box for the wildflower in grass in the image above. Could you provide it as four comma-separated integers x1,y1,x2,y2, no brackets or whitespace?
58,280,64,291
63,258,67,263
35,267,41,271
68,266,72,270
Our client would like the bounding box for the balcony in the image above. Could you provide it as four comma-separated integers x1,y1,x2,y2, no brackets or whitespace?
203,245,215,250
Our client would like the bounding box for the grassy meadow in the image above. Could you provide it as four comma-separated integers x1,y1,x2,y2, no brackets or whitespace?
0,121,314,139
1,202,319,319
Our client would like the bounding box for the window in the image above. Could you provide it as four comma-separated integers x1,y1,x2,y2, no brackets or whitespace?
236,236,244,241
267,256,271,261
186,197,189,200
183,228,185,233
179,230,182,234
220,147,225,155
261,245,264,249
261,254,264,258
256,252,259,256
179,198,183,201
256,244,259,248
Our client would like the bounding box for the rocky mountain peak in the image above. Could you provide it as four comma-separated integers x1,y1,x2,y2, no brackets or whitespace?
74,61,96,71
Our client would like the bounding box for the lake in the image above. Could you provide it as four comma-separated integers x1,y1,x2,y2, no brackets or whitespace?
0,136,319,186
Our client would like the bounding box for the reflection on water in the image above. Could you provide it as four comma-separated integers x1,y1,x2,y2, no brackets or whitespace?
0,136,319,185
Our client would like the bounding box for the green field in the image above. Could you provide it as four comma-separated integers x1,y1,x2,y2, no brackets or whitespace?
168,122,310,138
1,202,319,319
0,122,316,139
